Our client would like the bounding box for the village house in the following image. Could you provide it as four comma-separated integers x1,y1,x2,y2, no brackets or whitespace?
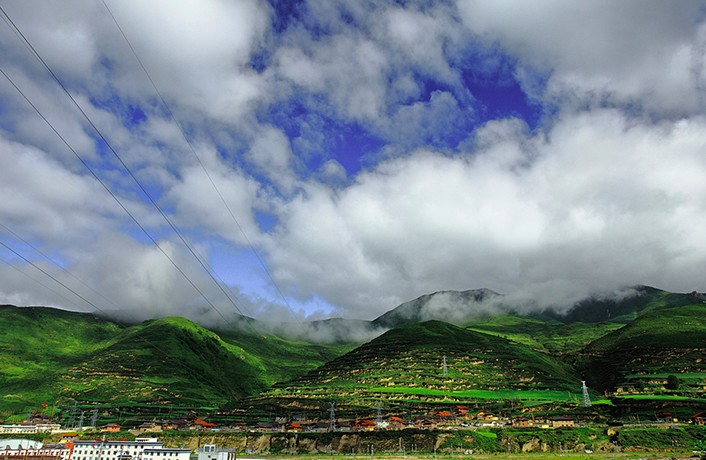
352,419,376,432
0,424,62,434
59,434,79,444
99,424,121,433
388,416,404,430
190,420,216,431
549,416,575,428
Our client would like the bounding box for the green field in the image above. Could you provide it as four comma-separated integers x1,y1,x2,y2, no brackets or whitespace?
2,287,706,426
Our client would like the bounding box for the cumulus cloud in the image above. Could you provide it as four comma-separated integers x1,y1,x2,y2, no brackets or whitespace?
457,0,706,115
265,110,706,318
1,0,706,329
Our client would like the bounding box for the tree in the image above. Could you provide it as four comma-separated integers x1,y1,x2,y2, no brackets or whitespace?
665,374,679,390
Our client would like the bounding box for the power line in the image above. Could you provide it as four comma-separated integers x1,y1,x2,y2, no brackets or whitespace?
0,7,243,326
0,256,87,312
101,0,295,319
0,65,229,324
0,222,122,311
0,240,108,315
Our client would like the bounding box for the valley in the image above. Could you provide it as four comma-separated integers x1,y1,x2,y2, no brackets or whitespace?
1,286,705,455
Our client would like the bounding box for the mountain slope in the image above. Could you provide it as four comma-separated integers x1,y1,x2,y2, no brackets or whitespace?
372,289,500,329
56,317,269,407
465,314,623,354
576,303,706,392
0,305,123,415
252,320,581,416
547,285,702,324
0,306,355,415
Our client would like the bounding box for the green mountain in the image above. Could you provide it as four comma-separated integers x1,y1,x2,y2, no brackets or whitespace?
576,303,706,393
465,314,623,354
372,289,500,329
251,320,581,416
0,305,123,417
546,285,702,324
0,305,354,417
2,286,705,422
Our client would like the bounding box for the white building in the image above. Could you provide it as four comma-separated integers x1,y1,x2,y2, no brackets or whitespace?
0,424,62,434
195,444,236,460
67,437,189,460
0,440,69,459
143,448,190,460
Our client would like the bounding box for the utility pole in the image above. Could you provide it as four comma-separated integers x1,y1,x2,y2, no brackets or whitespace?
328,401,336,432
376,401,382,429
581,381,592,407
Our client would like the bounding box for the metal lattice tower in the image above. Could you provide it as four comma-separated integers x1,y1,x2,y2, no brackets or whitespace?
376,401,382,428
328,401,336,432
78,411,85,430
581,381,592,407
91,408,98,428
442,355,448,376
67,403,78,428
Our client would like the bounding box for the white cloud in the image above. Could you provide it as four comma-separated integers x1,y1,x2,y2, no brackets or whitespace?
265,110,706,318
2,0,706,326
103,0,271,120
0,137,131,246
457,0,706,115
245,125,297,192
167,155,264,246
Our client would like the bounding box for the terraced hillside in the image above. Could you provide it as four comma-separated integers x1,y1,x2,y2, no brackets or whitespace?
0,306,354,417
0,305,122,416
465,314,623,354
249,321,581,417
576,303,706,394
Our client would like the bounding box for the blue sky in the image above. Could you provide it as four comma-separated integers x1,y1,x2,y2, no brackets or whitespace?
1,0,706,324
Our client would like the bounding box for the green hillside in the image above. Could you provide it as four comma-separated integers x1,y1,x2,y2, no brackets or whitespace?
250,320,582,417
548,285,702,324
466,314,623,354
372,289,500,329
54,316,269,407
0,305,123,416
0,306,354,418
3,288,705,424
577,304,706,394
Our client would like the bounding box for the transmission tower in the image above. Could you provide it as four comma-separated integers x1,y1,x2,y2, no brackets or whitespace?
328,401,336,432
67,403,78,428
78,411,85,430
442,355,448,376
91,408,98,429
376,401,382,429
581,381,592,407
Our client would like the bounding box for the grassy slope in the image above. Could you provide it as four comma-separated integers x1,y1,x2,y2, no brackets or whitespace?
56,317,272,407
576,303,706,392
0,305,123,415
255,321,581,414
465,314,623,354
550,286,700,324
0,307,355,416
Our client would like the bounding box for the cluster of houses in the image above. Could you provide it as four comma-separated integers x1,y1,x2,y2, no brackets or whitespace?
239,406,579,433
1,407,704,445
0,438,235,460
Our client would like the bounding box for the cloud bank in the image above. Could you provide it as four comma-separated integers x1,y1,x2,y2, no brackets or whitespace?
0,0,705,325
